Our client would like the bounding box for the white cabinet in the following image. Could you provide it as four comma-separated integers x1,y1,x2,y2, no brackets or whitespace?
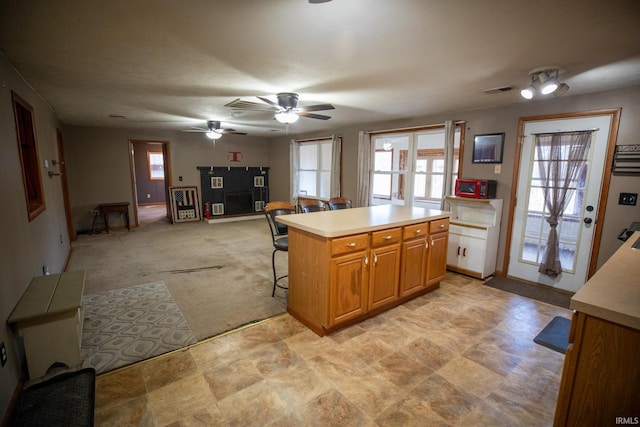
445,196,502,279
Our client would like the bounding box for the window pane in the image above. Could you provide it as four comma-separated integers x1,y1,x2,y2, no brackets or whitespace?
414,174,426,197
374,151,392,171
430,175,443,198
321,142,332,170
373,173,391,198
299,144,317,169
299,171,317,196
319,171,331,198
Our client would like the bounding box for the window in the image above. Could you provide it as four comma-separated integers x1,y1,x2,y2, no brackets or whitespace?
297,138,333,198
12,91,45,221
371,125,462,208
147,150,165,180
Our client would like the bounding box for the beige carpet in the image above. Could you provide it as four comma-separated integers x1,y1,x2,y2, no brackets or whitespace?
68,215,288,342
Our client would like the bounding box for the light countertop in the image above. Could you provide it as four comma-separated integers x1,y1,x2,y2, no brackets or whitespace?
570,232,640,330
275,204,450,238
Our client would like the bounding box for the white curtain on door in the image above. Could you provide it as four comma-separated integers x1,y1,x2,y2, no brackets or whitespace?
356,131,371,207
442,120,456,210
535,130,592,277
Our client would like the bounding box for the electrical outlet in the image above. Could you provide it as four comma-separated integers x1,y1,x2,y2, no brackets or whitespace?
619,192,638,206
1,342,7,367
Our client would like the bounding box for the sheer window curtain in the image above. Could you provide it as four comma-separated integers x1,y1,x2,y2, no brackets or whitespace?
330,135,341,198
356,131,371,207
290,138,299,205
536,131,592,277
442,120,455,210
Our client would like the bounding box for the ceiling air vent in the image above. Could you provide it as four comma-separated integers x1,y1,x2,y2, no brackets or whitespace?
482,86,516,95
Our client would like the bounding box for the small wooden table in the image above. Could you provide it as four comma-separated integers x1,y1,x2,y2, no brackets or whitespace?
8,271,86,380
98,202,130,233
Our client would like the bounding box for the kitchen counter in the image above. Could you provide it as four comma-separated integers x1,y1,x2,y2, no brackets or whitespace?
570,231,640,330
279,204,450,336
554,232,640,426
275,204,450,238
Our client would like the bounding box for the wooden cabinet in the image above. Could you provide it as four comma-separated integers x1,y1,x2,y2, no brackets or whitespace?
285,209,449,336
427,219,449,285
369,228,401,310
399,223,428,298
445,196,502,279
553,235,640,426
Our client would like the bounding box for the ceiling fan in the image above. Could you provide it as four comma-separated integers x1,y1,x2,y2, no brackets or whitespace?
184,120,247,140
227,93,335,124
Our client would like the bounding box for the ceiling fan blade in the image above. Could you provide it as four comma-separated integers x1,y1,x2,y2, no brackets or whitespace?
183,129,208,133
257,96,281,109
298,112,332,120
221,129,247,135
299,103,335,112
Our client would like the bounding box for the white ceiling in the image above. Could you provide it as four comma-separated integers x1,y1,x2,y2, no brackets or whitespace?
1,0,640,137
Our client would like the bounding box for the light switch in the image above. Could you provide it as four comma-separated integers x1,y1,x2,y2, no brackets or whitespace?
494,164,501,174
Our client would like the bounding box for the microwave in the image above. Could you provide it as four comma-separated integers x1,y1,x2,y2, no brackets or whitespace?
455,178,497,199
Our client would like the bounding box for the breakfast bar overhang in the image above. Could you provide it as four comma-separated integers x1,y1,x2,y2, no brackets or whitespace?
276,204,451,336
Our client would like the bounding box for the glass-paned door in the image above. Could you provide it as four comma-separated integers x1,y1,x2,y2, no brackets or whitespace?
508,115,613,292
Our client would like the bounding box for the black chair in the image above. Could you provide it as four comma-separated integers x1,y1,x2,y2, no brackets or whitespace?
299,199,327,213
264,202,296,296
328,197,352,210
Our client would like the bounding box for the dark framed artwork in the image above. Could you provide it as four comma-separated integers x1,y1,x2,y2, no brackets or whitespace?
472,133,504,164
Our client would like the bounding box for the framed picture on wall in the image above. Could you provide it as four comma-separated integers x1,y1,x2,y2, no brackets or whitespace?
472,133,504,164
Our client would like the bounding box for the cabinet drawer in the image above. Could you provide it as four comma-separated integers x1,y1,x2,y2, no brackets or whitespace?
371,227,402,247
331,233,369,257
430,218,449,233
403,223,428,240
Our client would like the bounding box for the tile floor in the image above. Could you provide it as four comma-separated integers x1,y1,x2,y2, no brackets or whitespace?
94,273,570,426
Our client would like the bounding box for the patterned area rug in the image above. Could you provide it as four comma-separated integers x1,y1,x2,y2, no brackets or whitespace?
81,282,197,374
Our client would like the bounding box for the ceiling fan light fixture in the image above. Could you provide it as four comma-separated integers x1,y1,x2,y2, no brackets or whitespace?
275,111,299,124
206,131,222,139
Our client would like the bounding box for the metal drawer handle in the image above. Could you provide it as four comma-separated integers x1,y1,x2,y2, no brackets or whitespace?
384,235,392,240
364,255,369,266
414,229,421,234
346,242,357,248
439,224,445,229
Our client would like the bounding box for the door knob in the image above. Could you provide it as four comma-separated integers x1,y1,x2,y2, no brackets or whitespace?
584,217,593,224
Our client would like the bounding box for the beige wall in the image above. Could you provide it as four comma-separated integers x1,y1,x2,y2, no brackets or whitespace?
1,56,71,418
268,86,640,273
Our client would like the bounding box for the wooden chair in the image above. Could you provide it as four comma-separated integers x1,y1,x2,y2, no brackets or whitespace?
299,199,327,213
264,202,296,296
328,197,352,210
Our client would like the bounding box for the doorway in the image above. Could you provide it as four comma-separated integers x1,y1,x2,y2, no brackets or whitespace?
129,140,172,227
504,110,620,292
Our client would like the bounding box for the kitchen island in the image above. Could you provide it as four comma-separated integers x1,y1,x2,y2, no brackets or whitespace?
554,232,640,426
276,204,450,336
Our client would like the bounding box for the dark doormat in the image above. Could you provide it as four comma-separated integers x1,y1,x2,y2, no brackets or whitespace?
534,316,570,354
8,368,95,427
484,276,572,309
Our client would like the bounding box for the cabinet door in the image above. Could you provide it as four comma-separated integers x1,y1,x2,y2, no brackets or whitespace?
447,232,463,268
399,237,427,298
427,231,448,284
458,235,486,273
369,244,401,310
330,251,369,326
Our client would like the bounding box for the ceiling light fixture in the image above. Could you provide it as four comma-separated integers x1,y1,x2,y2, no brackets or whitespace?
205,130,222,140
274,111,300,124
520,67,569,99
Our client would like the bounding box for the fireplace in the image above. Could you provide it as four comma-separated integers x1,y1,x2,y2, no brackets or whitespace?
224,191,254,215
